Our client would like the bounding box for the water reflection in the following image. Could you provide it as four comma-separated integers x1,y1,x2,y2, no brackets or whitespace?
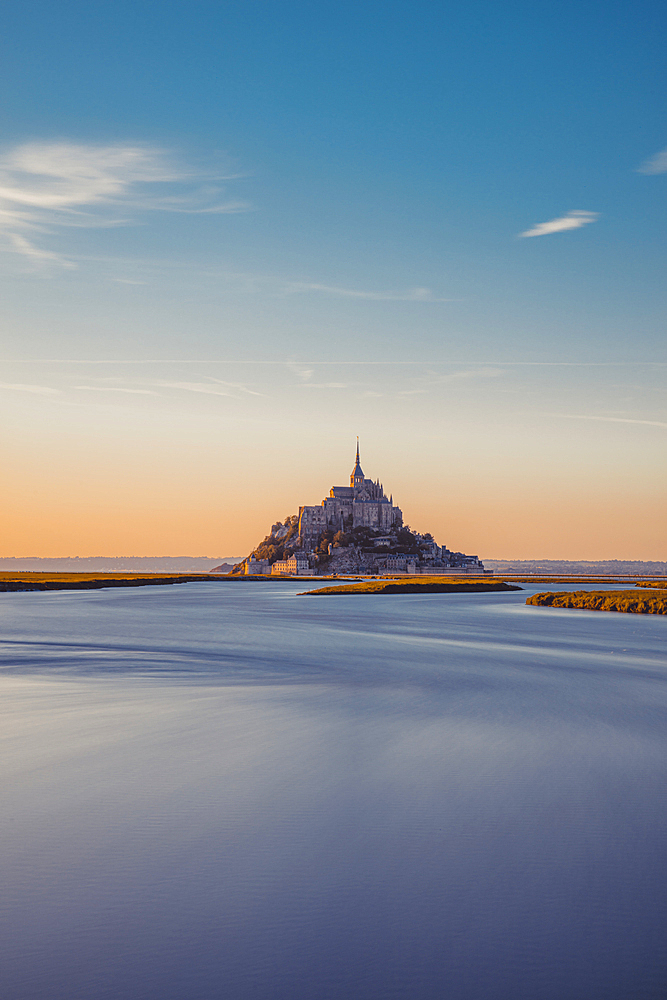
0,583,666,999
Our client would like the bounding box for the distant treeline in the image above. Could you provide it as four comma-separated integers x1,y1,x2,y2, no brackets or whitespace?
485,559,667,577
0,557,243,573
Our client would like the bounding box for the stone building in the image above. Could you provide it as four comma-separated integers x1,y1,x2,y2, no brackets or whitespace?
244,555,271,575
271,553,311,576
298,441,403,548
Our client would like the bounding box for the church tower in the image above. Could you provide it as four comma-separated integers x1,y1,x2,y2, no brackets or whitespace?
350,438,364,489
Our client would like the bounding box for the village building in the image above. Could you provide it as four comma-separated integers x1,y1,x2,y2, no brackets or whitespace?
271,553,311,576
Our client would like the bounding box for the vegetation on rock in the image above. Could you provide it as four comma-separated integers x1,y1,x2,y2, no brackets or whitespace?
235,516,482,577
230,514,300,572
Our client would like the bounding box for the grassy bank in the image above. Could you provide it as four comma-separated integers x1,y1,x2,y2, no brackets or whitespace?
526,589,667,615
493,575,660,584
301,579,522,595
0,572,369,592
0,573,217,592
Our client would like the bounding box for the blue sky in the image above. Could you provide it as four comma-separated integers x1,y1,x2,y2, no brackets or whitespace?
1,0,665,557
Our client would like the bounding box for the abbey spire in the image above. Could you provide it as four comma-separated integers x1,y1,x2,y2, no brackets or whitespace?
350,437,364,487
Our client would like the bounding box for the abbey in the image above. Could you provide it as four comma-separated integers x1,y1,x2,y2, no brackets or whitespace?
235,442,486,577
297,441,403,546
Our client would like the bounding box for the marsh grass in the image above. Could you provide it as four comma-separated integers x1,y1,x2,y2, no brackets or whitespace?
301,579,522,595
526,590,667,615
0,573,215,592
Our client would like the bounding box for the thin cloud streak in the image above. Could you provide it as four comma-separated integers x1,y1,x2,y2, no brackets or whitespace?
449,367,505,380
0,381,59,393
519,210,598,238
75,386,159,395
156,381,237,396
285,282,452,301
154,378,265,397
556,414,667,429
299,382,349,389
204,377,264,396
637,148,667,174
422,367,506,385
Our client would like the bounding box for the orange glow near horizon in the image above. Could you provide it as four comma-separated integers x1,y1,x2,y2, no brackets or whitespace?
1,362,665,561
2,488,665,561
2,448,665,562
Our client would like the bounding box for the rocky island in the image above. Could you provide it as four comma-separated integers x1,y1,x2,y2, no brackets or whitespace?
232,442,486,577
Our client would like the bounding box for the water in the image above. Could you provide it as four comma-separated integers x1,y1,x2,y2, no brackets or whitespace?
1,581,666,1000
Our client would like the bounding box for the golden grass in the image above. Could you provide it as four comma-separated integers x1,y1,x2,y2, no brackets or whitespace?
301,578,522,595
0,572,366,591
0,572,216,592
526,589,667,615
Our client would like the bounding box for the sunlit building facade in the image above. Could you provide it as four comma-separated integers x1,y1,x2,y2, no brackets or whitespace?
297,441,403,549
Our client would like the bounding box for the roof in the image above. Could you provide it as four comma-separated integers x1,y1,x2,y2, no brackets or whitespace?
351,439,364,478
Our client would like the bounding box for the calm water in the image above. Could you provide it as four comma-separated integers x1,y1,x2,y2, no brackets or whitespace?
1,581,666,1000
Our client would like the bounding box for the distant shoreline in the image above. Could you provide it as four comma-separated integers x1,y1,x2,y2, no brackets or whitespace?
0,557,242,574
2,572,665,594
485,560,667,577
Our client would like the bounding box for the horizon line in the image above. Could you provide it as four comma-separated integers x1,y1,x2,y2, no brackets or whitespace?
2,360,666,367
1,555,664,563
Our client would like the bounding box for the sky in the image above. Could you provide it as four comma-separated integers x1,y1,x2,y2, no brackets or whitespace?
0,0,665,559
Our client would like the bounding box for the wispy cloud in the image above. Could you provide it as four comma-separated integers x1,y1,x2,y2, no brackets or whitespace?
75,385,159,395
519,210,598,238
197,270,454,304
449,367,505,380
204,377,264,396
0,141,249,267
556,414,667,429
0,381,58,393
285,282,452,302
287,363,314,381
426,367,506,384
300,382,349,389
67,374,264,398
637,148,667,175
155,378,264,397
7,233,76,267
